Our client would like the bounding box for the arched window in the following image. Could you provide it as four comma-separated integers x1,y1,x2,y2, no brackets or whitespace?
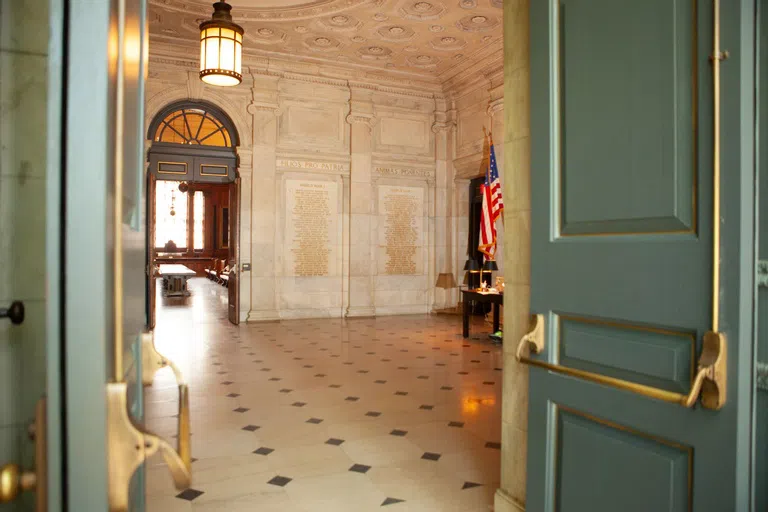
153,106,233,147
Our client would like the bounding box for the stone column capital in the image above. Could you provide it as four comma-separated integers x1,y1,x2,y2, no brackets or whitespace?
431,121,456,134
247,102,282,116
346,113,377,130
486,98,504,117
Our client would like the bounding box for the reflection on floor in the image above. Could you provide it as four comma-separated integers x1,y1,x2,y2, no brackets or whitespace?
146,278,502,512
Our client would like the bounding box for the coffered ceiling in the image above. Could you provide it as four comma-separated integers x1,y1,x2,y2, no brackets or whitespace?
148,0,503,80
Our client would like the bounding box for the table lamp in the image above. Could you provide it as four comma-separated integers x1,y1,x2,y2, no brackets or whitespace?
482,260,498,287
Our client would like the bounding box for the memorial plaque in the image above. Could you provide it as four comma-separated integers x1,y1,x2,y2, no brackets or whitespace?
285,180,338,277
378,185,424,275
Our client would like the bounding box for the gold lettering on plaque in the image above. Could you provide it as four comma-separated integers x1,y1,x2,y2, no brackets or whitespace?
286,181,337,277
379,185,423,275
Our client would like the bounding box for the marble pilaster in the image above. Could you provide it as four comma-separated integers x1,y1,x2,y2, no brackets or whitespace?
246,76,281,322
345,88,376,318
432,106,457,310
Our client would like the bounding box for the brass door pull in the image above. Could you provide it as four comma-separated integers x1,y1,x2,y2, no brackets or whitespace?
0,398,47,511
107,382,191,512
516,315,727,410
109,333,191,511
515,314,545,361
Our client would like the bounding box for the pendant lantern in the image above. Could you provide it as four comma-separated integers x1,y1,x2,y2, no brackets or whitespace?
199,1,244,87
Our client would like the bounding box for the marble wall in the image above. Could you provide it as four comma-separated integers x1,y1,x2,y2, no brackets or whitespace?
145,50,504,322
0,0,52,508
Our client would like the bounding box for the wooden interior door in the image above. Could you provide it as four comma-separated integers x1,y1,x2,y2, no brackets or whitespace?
227,178,239,325
147,172,157,329
523,1,755,510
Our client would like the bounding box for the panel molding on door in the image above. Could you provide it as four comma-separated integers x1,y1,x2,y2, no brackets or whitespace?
553,405,693,511
555,0,699,237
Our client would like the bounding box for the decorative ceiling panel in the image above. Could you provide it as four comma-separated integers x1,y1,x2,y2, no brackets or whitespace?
148,0,502,77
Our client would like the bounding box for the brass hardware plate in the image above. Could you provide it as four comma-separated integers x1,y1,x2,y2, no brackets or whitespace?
107,382,191,512
517,317,727,410
515,314,545,361
0,397,47,510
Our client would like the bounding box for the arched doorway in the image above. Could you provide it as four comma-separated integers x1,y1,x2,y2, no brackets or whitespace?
146,100,241,327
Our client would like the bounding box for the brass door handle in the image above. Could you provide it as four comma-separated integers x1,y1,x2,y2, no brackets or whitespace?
109,333,191,511
0,398,47,511
515,314,727,410
0,464,36,502
107,382,191,512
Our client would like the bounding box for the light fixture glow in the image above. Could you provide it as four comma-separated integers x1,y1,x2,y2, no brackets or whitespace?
199,1,244,87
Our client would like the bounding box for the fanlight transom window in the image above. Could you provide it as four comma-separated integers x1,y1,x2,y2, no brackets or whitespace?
154,107,232,147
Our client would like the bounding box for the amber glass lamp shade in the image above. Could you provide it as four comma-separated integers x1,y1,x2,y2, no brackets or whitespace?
199,1,244,87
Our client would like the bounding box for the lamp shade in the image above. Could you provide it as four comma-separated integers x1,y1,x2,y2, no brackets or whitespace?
435,273,457,289
482,260,499,271
463,259,480,272
199,2,244,87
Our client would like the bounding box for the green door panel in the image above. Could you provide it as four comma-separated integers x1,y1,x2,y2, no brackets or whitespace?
527,0,756,510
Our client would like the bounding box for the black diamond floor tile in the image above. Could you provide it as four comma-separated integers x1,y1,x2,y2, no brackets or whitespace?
421,452,441,461
221,381,233,385
326,438,345,446
374,380,387,384
292,402,307,407
226,393,240,398
176,488,204,501
279,388,293,393
448,421,464,428
345,396,360,401
233,407,249,413
365,411,382,417
306,417,324,424
485,441,501,450
349,464,371,474
395,391,408,396
382,497,406,506
462,482,482,490
253,447,274,456
267,475,292,487
440,386,453,391
390,429,408,437
419,405,434,410
242,424,261,432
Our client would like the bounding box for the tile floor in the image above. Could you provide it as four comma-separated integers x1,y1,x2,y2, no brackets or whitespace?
146,278,502,512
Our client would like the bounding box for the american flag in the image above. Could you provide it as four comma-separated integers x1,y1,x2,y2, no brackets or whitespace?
478,135,503,259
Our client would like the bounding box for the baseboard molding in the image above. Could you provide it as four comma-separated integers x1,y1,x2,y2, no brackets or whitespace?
494,489,525,512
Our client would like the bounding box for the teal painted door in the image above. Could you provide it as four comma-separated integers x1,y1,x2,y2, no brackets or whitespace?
526,0,756,510
62,0,156,510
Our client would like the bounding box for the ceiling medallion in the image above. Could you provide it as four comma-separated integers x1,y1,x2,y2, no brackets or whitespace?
459,0,477,7
199,1,244,87
373,12,388,21
351,35,365,42
257,28,273,36
456,13,499,31
404,46,418,52
399,0,446,20
407,54,438,69
430,35,466,51
429,25,444,32
303,35,342,52
357,45,393,60
377,24,415,41
317,13,362,31
294,26,308,32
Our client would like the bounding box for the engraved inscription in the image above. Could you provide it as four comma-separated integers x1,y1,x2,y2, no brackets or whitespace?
278,159,349,173
285,180,338,277
374,166,434,179
378,185,424,275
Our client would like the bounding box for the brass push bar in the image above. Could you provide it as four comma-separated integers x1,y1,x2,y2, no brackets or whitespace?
516,315,727,410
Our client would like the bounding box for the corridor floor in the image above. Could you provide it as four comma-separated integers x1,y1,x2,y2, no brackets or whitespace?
146,278,502,512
